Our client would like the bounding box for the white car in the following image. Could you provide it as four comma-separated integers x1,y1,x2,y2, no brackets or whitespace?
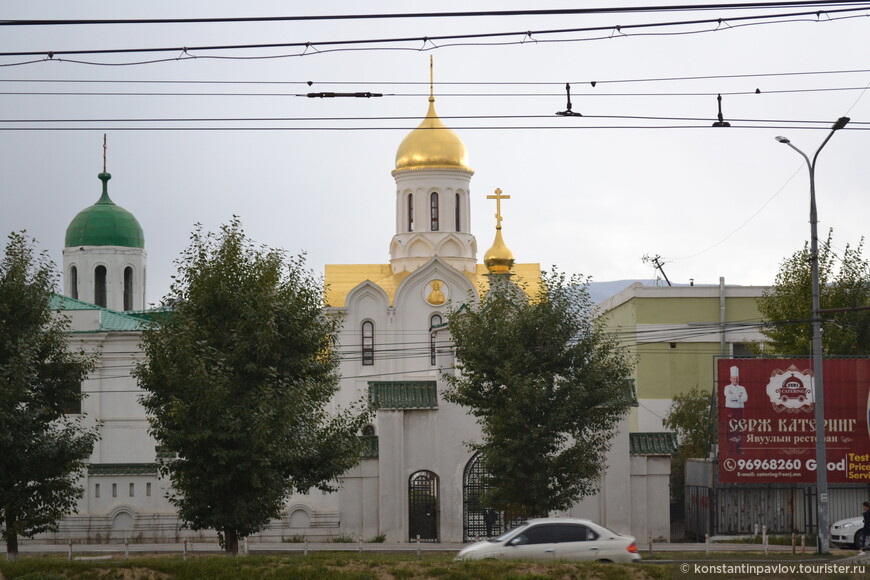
455,517,641,563
830,516,866,549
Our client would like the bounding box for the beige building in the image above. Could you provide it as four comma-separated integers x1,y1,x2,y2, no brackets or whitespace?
597,281,767,433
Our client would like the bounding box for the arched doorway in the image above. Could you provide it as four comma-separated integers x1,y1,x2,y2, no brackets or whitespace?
408,470,439,542
462,453,526,541
463,452,502,541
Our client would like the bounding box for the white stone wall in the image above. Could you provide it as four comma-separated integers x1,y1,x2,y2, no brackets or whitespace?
63,245,147,311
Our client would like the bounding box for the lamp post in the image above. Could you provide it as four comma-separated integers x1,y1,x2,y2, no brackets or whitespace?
775,116,849,554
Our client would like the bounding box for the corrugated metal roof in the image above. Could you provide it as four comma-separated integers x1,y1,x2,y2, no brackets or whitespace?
50,293,148,332
368,381,438,410
629,432,678,456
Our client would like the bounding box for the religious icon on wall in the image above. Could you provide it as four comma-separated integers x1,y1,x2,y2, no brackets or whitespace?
424,279,448,305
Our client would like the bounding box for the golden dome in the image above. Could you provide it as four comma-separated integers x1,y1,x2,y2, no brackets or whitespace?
484,228,515,275
394,98,470,171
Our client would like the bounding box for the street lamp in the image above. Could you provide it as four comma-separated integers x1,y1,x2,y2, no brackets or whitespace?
775,116,849,554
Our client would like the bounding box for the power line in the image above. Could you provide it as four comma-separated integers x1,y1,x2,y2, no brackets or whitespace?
4,2,868,27
4,66,870,86
0,114,866,125
2,86,870,99
1,124,866,132
0,6,866,61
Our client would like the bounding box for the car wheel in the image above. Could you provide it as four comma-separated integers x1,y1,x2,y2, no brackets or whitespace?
855,531,863,550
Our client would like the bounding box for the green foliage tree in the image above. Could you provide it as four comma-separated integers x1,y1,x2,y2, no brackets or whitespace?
663,387,713,506
443,270,635,517
757,230,870,356
0,232,99,561
135,219,369,555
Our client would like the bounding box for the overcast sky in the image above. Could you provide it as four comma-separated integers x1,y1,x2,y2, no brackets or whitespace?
2,1,869,306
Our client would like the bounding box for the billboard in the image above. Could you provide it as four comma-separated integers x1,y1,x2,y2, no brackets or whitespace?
718,358,870,484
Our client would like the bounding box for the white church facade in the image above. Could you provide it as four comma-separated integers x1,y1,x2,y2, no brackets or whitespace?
43,87,671,544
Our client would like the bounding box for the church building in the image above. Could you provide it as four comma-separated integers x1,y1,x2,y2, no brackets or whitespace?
46,75,669,544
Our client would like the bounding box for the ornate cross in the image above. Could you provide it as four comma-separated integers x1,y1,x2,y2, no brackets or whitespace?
486,188,510,229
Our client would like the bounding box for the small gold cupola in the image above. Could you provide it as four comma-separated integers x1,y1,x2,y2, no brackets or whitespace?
483,188,515,275
394,56,470,172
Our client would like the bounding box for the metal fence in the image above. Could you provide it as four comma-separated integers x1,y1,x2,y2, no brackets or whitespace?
686,484,870,539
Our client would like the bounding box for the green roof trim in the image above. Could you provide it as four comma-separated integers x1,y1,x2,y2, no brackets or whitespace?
629,432,678,456
368,381,438,410
51,293,148,332
88,463,158,476
125,307,173,324
155,446,177,460
65,173,145,248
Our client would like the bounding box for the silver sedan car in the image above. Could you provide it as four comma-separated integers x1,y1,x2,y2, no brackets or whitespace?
455,517,641,563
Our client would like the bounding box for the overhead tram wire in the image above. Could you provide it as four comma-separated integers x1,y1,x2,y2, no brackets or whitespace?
1,123,867,132
4,86,870,99
4,2,870,26
6,67,870,86
0,5,868,61
0,113,866,125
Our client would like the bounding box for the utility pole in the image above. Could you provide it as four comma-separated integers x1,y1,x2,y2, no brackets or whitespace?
642,254,671,286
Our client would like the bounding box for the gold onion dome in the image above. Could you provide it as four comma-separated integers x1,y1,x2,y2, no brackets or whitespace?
394,97,471,171
484,228,514,275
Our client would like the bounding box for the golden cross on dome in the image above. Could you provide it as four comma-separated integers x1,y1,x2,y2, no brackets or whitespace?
429,55,434,103
102,133,107,173
487,188,510,230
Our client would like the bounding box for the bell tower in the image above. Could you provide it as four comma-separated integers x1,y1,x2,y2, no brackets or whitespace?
389,58,477,274
63,137,147,311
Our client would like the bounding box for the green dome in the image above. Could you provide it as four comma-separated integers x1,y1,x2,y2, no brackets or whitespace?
65,173,144,249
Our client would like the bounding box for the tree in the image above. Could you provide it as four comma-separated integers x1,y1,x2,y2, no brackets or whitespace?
443,270,635,517
663,387,713,507
134,219,369,555
757,230,870,356
0,232,99,561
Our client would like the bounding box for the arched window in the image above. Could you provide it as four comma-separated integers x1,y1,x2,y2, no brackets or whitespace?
362,424,375,437
361,321,374,365
70,266,78,300
123,266,133,311
94,265,107,307
455,193,461,232
430,314,442,366
430,192,439,231
409,470,439,542
407,193,414,232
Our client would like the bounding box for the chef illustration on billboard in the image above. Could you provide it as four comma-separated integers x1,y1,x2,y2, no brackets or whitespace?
724,365,748,454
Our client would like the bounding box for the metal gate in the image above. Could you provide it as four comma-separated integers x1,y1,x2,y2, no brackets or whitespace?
463,453,501,541
408,470,438,542
462,453,528,541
